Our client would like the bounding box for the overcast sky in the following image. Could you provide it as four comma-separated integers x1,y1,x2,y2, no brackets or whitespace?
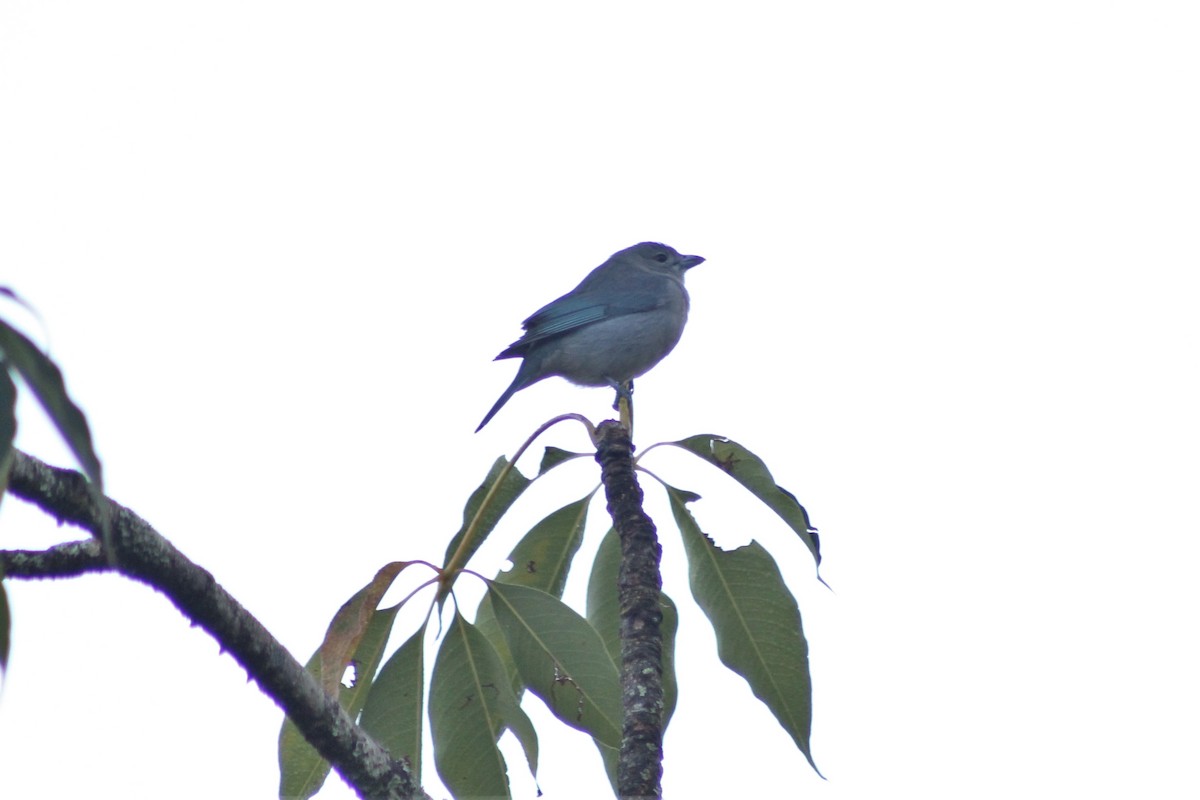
2,2,1198,798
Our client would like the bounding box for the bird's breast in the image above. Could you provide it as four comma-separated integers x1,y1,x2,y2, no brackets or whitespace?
537,284,690,386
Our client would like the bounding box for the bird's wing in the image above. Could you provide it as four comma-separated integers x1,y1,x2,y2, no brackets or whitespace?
495,288,667,357
524,288,667,336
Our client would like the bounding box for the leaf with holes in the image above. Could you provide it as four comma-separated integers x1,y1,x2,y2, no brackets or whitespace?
278,602,400,799
667,434,820,569
665,481,821,776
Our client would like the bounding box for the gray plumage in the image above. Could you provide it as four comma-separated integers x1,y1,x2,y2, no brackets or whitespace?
476,241,704,432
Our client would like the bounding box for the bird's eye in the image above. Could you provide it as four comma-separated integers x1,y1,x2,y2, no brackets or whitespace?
654,253,669,263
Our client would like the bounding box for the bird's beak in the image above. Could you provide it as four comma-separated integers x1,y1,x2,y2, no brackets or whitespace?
681,255,705,270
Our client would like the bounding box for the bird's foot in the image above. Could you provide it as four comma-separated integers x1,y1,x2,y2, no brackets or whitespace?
610,379,634,410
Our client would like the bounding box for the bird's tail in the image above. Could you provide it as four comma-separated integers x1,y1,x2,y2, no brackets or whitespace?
475,374,524,432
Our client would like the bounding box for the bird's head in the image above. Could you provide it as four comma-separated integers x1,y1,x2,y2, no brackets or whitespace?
622,242,705,277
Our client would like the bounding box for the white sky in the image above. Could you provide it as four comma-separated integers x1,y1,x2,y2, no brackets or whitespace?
2,2,1198,798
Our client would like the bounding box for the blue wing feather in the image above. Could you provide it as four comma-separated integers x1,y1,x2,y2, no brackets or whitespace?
496,288,668,358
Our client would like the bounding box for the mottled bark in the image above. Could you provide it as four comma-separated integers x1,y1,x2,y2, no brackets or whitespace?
594,421,664,800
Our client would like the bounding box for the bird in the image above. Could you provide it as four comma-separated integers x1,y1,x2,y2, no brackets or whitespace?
476,241,704,432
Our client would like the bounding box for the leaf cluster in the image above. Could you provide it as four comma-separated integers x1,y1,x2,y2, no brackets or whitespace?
279,430,824,798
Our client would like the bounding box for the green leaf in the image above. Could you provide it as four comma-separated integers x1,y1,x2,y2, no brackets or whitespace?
667,434,820,568
472,593,522,696
0,320,103,490
595,741,619,796
442,457,532,590
584,528,622,664
499,493,594,597
278,602,401,799
658,593,679,728
538,446,590,475
0,366,16,505
360,623,426,781
486,581,622,748
474,493,595,694
429,610,538,800
585,528,680,795
665,482,822,776
0,575,10,675
585,528,679,727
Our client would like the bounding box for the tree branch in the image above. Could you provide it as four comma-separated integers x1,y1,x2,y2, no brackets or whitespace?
0,538,107,578
4,450,430,800
594,421,665,800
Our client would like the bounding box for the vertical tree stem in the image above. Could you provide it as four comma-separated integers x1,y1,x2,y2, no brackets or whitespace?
594,420,664,800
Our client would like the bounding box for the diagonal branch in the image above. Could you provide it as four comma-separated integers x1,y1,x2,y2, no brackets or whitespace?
594,421,665,800
4,450,430,800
